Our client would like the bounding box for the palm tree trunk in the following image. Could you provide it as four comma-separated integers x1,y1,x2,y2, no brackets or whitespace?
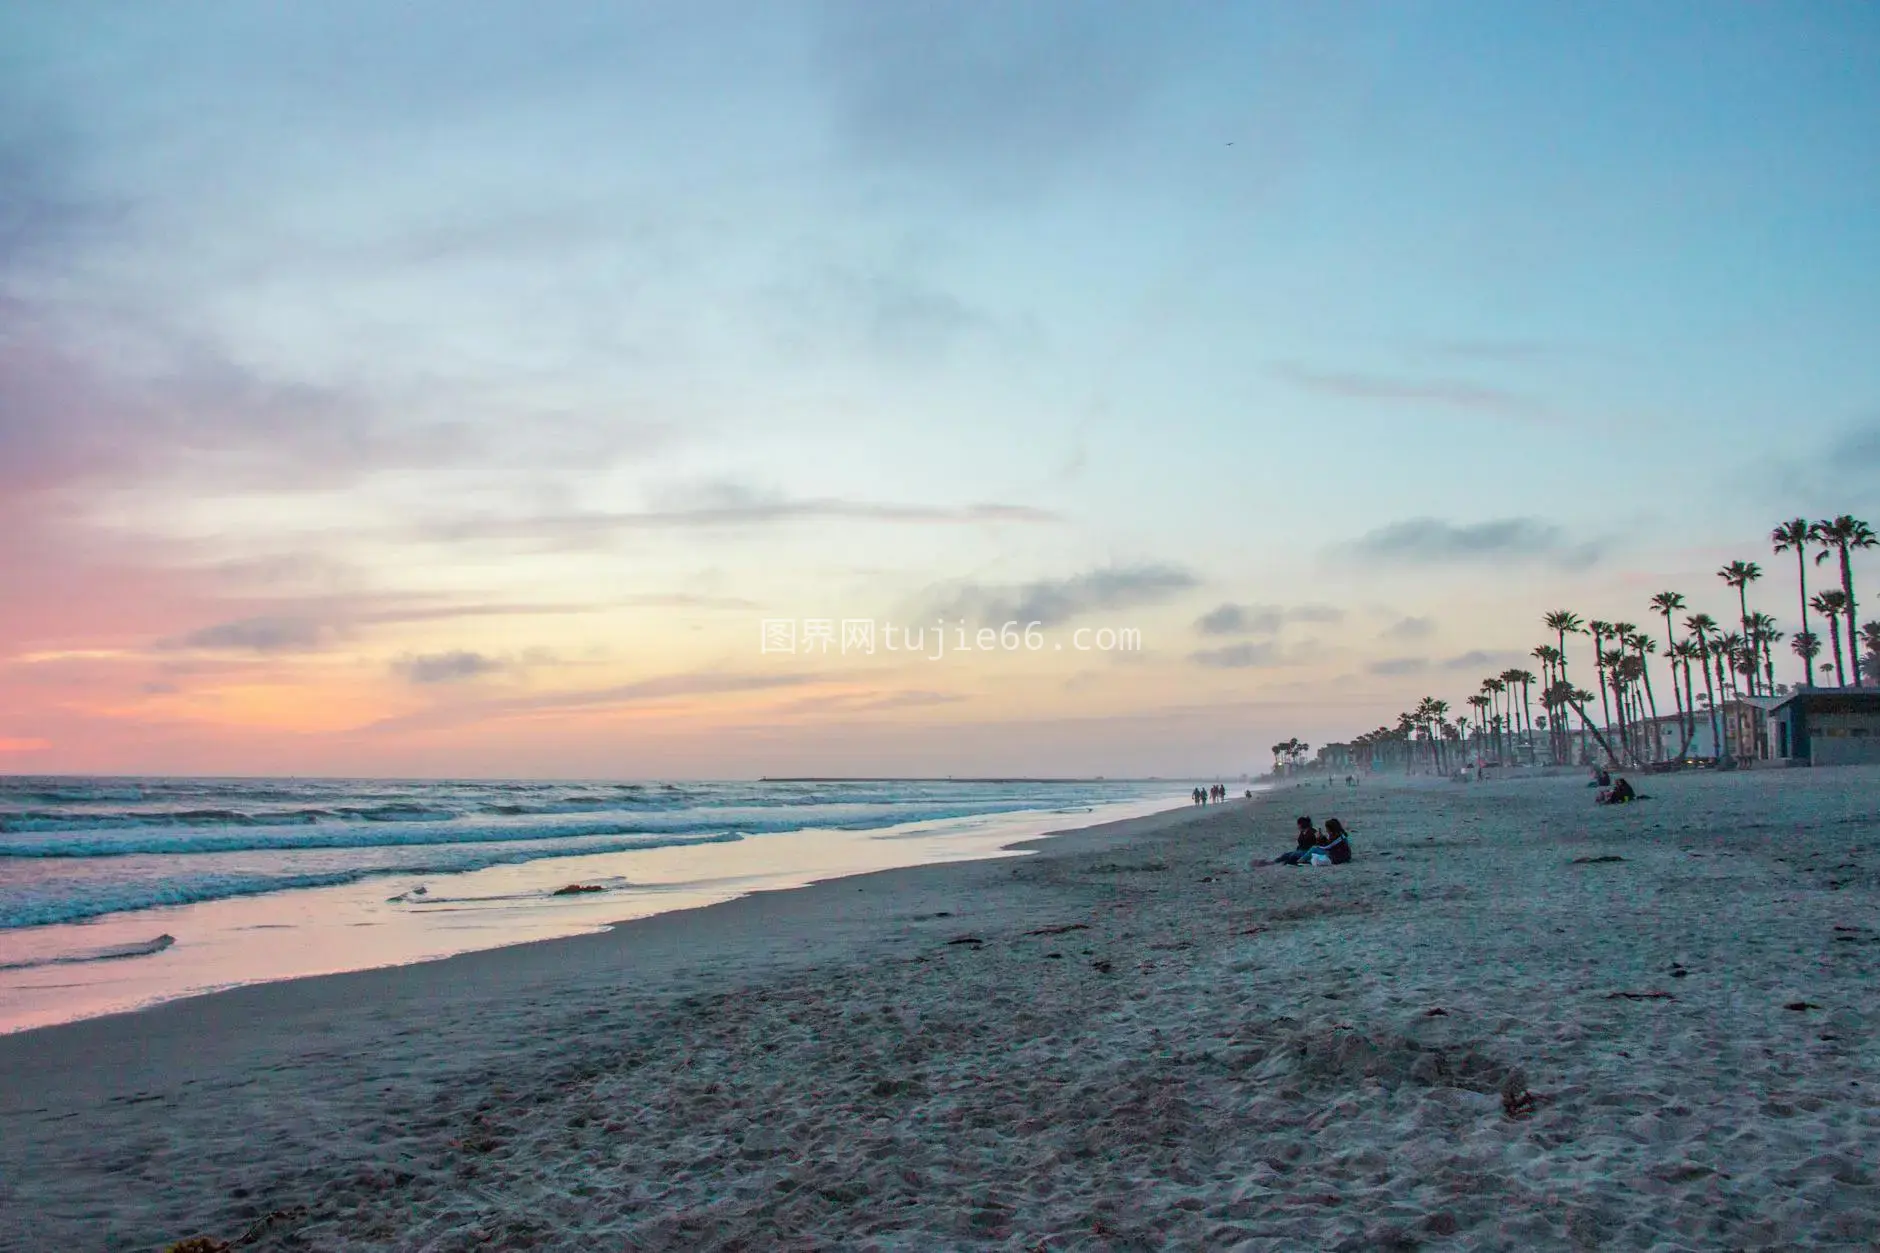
1840,544,1862,687
1793,548,1811,687
1692,647,1707,745
1735,585,1754,695
1638,651,1659,725
1698,644,1722,760
1828,616,1846,686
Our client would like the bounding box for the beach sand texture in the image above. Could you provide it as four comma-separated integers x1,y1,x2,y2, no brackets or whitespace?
1,767,1876,1250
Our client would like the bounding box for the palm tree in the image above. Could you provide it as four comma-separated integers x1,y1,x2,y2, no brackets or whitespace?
1498,668,1526,761
1791,631,1822,687
1586,621,1617,754
1669,638,1702,757
1811,590,1849,686
1685,613,1723,760
1543,611,1583,687
1466,694,1490,760
1481,678,1506,763
1420,698,1451,773
1625,633,1660,756
1716,561,1762,695
1609,623,1641,750
1648,592,1687,738
1861,620,1880,685
1811,517,1877,686
1746,612,1781,695
1771,518,1814,683
1510,669,1537,762
1531,645,1563,762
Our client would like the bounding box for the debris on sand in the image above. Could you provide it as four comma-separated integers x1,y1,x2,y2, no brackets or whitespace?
1026,923,1090,936
1572,855,1626,864
1607,990,1675,1001
552,884,605,896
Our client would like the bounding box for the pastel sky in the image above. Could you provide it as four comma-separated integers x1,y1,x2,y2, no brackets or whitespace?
3,2,1877,778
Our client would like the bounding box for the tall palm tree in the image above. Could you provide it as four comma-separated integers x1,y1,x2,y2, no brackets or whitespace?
1685,613,1723,760
1648,592,1687,738
1609,623,1641,744
1481,678,1506,763
1627,633,1661,757
1861,620,1880,685
1498,668,1527,761
1746,612,1781,694
1586,620,1617,754
1811,590,1849,686
1716,561,1762,695
1771,519,1813,684
1543,611,1583,687
1511,669,1537,761
1811,516,1876,686
1531,645,1563,762
1669,638,1702,757
1466,694,1490,759
1422,698,1451,773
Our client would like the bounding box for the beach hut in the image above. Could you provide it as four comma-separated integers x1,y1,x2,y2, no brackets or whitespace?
1764,689,1880,766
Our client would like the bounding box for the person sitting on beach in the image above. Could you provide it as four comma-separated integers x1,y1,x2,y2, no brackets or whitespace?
1595,777,1637,805
1275,816,1319,864
1320,818,1353,864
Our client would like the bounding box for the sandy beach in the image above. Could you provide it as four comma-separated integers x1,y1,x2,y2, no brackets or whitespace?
2,767,1876,1251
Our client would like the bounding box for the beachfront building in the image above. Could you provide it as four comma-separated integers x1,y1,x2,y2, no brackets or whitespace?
1765,689,1880,766
1630,699,1774,762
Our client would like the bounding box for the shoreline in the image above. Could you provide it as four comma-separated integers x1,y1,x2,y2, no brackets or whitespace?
4,769,1874,1250
0,796,1213,1085
0,791,1189,1036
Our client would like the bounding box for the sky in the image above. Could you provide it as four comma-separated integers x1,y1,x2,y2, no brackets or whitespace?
2,1,1878,779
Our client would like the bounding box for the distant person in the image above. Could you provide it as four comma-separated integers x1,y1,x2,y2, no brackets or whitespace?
1596,777,1637,805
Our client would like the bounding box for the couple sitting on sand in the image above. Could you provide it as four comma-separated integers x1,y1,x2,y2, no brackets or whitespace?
1274,816,1352,866
1595,777,1638,805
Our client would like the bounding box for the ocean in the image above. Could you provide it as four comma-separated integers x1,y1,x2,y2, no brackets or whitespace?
0,776,1186,1032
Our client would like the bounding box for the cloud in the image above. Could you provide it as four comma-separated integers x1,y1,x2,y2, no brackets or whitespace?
1272,364,1550,423
1346,517,1603,570
815,1,1177,196
1189,642,1280,669
1369,648,1528,677
1195,602,1342,636
155,597,605,656
1382,615,1435,640
0,737,50,753
1440,650,1528,672
363,670,824,733
779,689,967,715
925,563,1199,627
418,496,1057,548
393,650,504,684
171,616,332,653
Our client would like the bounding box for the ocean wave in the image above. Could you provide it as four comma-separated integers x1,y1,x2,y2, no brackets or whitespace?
0,800,1056,858
0,831,744,928
0,933,176,971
